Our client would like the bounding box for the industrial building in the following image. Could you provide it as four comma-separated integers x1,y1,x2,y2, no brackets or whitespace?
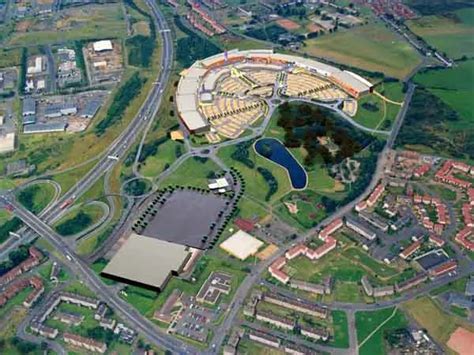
101,233,191,291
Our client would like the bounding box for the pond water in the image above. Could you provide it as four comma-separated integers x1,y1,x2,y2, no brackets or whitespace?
254,138,307,189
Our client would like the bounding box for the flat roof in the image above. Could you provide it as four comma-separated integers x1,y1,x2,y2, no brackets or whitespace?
93,40,113,52
220,230,263,260
102,233,189,290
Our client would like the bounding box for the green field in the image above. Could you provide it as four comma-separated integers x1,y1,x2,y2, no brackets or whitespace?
276,194,327,230
53,203,106,237
407,8,474,59
415,60,474,122
217,144,292,204
354,82,404,130
139,140,183,178
16,182,56,215
160,157,222,189
342,248,398,278
303,23,422,79
356,307,409,355
8,4,127,46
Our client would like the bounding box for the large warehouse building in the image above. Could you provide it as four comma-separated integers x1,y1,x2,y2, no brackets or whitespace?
101,233,191,291
175,49,373,139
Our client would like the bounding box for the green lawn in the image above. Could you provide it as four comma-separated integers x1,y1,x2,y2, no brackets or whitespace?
331,310,350,348
354,82,404,130
0,209,12,225
275,195,327,230
342,248,398,278
303,23,422,79
406,8,474,59
356,307,408,355
333,282,363,303
287,251,367,284
217,145,292,204
160,157,221,190
8,4,127,46
53,203,106,236
139,140,183,178
415,60,474,122
16,182,56,215
236,196,269,221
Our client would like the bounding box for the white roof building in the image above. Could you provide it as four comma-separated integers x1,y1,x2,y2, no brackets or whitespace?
220,230,263,260
93,40,113,52
0,131,15,154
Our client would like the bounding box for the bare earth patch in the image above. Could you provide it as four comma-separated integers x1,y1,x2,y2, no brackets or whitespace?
447,327,474,355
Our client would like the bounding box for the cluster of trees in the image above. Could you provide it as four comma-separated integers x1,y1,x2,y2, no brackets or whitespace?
407,0,472,15
125,0,157,68
95,72,145,136
277,103,373,166
396,87,473,160
361,101,379,112
0,218,23,244
138,136,169,163
127,35,156,68
87,326,115,344
124,179,150,196
17,185,41,214
257,167,278,201
230,140,255,168
245,24,288,43
18,48,27,95
276,3,307,19
174,16,221,68
0,243,30,276
321,140,384,212
55,211,93,236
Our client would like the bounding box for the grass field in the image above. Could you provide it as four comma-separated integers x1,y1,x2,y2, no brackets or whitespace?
406,8,474,59
16,182,56,215
275,194,326,230
217,144,293,204
415,60,474,122
356,307,408,355
303,23,422,79
139,140,183,178
160,157,221,189
342,247,399,278
8,4,127,46
402,296,474,348
354,82,404,129
53,203,105,237
0,209,12,225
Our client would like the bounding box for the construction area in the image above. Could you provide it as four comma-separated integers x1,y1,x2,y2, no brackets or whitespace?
84,40,124,85
176,49,373,142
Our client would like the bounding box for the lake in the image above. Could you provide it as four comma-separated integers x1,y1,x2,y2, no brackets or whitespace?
254,138,307,189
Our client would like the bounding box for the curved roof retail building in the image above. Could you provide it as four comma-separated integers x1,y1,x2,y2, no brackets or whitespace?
176,49,373,139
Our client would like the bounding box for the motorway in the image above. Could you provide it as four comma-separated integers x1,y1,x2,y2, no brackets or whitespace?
1,196,196,353
0,0,197,352
0,0,174,258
